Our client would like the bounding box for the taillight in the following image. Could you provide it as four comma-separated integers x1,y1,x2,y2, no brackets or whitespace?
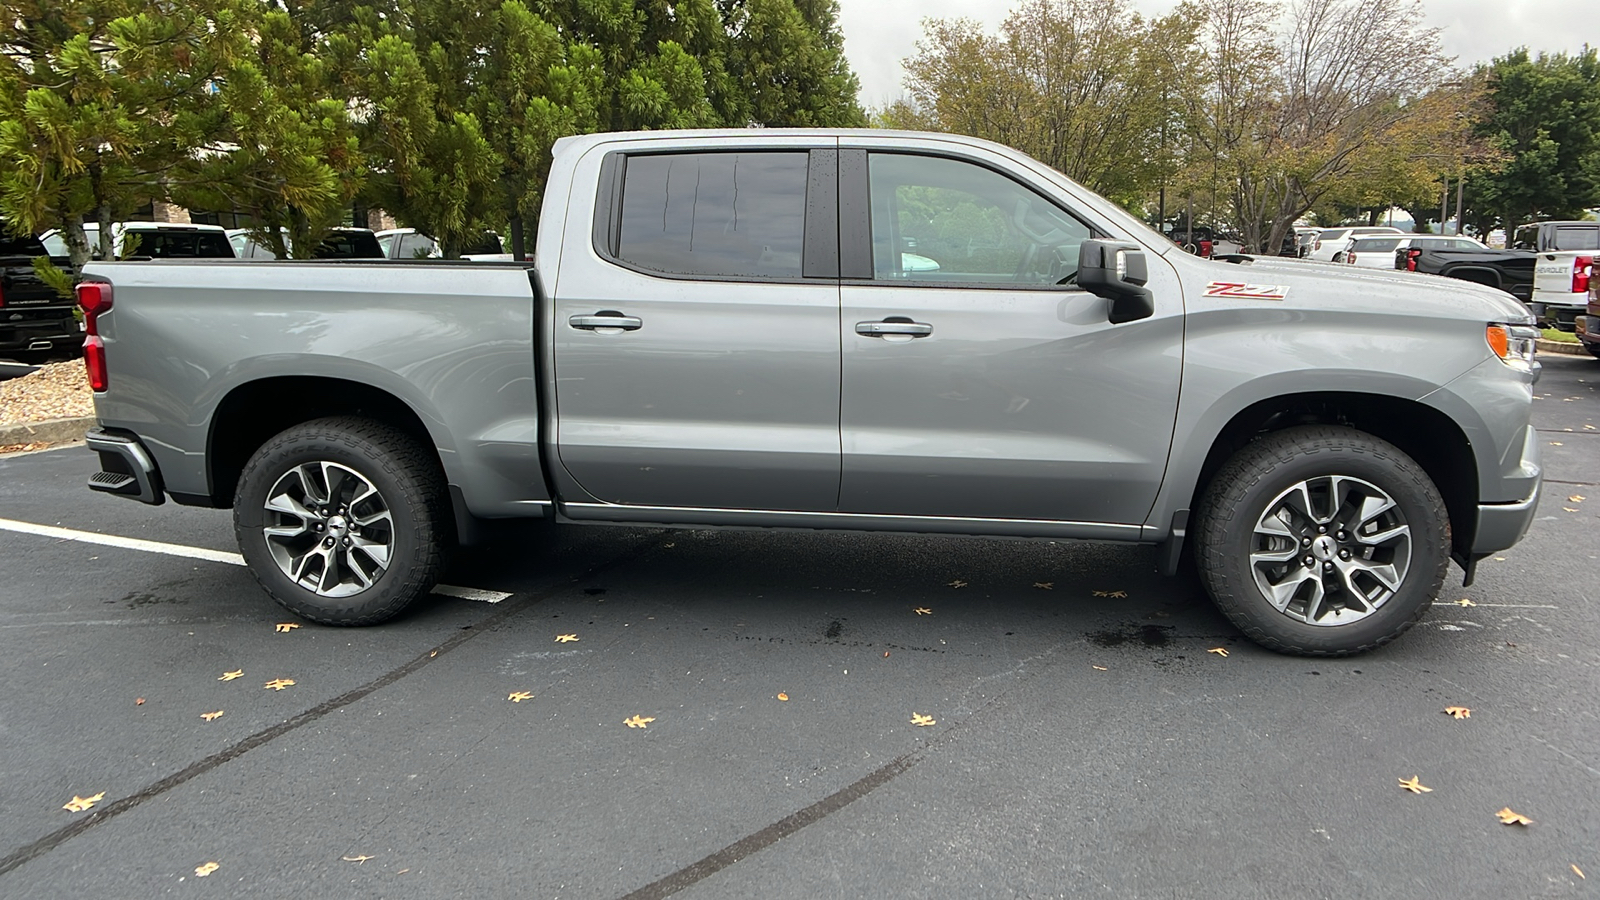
1200,240,1213,258
1574,256,1593,294
0,279,6,308
76,281,112,391
1406,248,1422,271
84,335,108,391
1313,239,1322,251
1347,253,1357,265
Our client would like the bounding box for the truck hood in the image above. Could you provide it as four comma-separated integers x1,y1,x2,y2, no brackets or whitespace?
1195,255,1534,324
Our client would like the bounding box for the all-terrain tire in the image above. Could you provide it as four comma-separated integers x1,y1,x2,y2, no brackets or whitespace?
1194,425,1450,656
234,417,449,625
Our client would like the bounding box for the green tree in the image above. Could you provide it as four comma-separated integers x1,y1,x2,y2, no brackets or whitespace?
0,0,247,270
888,0,1192,209
1468,48,1600,240
173,5,366,258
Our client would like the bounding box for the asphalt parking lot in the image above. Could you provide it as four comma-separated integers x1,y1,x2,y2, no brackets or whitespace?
0,355,1596,899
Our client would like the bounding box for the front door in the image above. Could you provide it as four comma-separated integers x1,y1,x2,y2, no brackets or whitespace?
552,147,842,511
837,150,1183,525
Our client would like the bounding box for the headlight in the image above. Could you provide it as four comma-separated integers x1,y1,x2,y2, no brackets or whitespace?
1486,324,1538,372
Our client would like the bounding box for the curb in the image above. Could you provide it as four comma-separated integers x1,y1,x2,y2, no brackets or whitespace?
1536,339,1587,356
0,416,95,446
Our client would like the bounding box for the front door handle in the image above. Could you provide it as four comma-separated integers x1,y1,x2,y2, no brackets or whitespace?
569,311,642,333
855,319,933,339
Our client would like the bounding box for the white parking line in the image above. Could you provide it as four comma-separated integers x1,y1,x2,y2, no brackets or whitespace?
0,516,511,603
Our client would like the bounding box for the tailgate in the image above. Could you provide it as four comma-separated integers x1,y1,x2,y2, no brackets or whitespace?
1532,253,1580,300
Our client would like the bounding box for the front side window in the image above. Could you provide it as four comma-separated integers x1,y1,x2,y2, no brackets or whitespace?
615,152,809,279
868,154,1090,286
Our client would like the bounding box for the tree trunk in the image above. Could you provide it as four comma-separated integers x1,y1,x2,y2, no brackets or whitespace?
509,213,525,261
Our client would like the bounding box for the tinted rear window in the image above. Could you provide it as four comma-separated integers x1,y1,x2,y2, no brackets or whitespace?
462,233,503,256
1551,227,1599,251
315,232,385,259
1351,238,1402,252
615,152,809,279
1318,230,1345,240
124,230,234,258
0,234,48,256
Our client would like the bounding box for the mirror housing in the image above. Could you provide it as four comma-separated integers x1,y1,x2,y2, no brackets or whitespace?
1078,240,1154,324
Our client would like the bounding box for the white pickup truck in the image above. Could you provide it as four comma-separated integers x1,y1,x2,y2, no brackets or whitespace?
1513,221,1598,330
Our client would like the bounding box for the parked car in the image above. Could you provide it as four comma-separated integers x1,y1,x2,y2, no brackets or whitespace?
1511,221,1598,330
1167,225,1214,258
1280,227,1318,257
1578,281,1599,358
1395,236,1535,302
374,228,513,261
79,128,1542,657
0,231,76,362
228,227,386,260
42,222,235,260
1306,226,1404,263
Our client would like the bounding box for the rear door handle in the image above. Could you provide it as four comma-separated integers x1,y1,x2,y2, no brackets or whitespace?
855,320,933,338
569,312,642,333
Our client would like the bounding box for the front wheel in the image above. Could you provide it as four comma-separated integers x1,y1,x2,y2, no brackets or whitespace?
234,417,449,625
1194,426,1450,656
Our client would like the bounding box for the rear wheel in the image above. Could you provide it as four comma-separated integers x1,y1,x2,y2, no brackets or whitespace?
1194,426,1449,656
234,417,449,625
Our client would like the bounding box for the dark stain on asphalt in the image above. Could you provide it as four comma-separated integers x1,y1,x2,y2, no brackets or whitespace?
1088,623,1172,648
584,587,606,596
824,620,842,639
112,592,188,609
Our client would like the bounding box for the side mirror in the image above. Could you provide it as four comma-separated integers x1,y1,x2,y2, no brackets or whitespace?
1078,240,1154,324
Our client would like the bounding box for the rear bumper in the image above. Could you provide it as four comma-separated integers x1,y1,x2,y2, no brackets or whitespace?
1578,315,1598,347
85,427,165,505
0,312,77,354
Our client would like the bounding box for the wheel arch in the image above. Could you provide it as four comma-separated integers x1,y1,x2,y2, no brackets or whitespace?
207,376,450,511
1184,391,1479,561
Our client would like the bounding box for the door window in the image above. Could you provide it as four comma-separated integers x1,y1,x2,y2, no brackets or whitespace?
867,154,1090,286
396,233,437,259
615,152,809,279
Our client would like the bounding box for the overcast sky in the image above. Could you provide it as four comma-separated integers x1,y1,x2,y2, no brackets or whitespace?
839,0,1597,109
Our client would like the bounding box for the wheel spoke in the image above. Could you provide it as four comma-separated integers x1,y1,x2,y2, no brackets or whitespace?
1265,567,1319,613
1251,545,1301,565
350,534,390,568
263,523,306,540
1355,523,1410,547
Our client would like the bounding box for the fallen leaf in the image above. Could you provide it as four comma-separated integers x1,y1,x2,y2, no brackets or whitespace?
1573,864,1585,879
1570,495,1587,502
201,710,224,721
342,855,375,864
135,698,144,705
1033,582,1053,590
1454,598,1476,607
429,650,437,658
777,692,789,701
554,634,579,643
1092,590,1128,598
1564,507,1580,512
1550,442,1563,446
624,714,655,729
947,580,967,589
910,712,936,727
274,623,301,633
62,792,105,812
1092,665,1108,671
218,670,243,682
507,691,533,703
263,678,295,691
914,607,932,615
1444,706,1472,719
662,542,675,548
1496,807,1532,826
1586,424,1596,430
883,651,890,658
1207,647,1229,657
1398,775,1433,794
194,862,219,877
1494,556,1506,561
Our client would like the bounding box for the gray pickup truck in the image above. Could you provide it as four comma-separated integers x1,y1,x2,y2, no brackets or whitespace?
78,129,1543,656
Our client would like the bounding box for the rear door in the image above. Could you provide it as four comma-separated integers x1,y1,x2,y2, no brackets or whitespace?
550,142,843,512
835,145,1182,525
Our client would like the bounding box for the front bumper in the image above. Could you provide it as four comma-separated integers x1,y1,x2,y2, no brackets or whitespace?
86,427,165,505
1472,483,1540,555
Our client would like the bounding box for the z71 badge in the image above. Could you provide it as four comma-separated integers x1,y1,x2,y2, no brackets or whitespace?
1203,282,1289,301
